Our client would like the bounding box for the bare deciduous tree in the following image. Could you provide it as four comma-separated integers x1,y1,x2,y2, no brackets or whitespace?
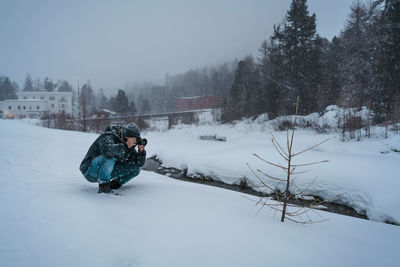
247,97,329,223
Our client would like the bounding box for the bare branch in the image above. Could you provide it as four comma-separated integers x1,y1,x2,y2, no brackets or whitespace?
289,169,310,175
253,153,288,171
247,163,276,192
292,138,329,157
271,133,289,159
296,176,318,196
256,169,287,182
286,125,290,152
271,138,289,161
291,160,330,167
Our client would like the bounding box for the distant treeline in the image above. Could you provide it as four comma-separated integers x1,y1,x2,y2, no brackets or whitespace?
222,0,400,123
1,0,399,124
132,0,400,124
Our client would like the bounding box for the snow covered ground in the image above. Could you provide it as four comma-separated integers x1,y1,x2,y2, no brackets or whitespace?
144,108,400,224
1,120,400,267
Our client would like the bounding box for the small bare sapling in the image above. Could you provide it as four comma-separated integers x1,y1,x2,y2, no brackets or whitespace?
248,97,329,224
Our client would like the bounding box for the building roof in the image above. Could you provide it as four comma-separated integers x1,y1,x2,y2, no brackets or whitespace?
17,91,72,95
3,99,47,103
175,95,224,112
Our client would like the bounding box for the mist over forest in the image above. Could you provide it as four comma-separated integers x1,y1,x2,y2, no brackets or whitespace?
1,0,399,125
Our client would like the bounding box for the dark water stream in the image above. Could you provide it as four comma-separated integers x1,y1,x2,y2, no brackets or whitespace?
142,156,384,223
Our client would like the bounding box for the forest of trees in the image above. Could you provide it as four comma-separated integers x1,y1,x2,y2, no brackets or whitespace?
133,0,399,125
224,0,400,123
1,0,398,126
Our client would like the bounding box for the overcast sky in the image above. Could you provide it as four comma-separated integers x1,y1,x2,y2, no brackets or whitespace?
0,0,354,92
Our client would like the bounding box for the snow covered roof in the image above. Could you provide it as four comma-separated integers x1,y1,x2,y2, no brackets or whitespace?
3,99,46,103
17,91,72,96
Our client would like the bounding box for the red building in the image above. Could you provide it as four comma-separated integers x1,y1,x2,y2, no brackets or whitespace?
175,96,224,112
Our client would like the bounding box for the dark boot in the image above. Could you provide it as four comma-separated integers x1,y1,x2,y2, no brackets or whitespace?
98,182,111,193
110,179,122,189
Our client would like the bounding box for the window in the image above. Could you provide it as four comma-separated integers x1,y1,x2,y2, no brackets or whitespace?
49,96,55,100
18,106,21,110
61,104,65,108
29,106,32,110
23,96,28,100
61,97,66,102
8,106,11,110
23,106,26,110
40,96,44,100
51,104,55,108
37,106,40,110
33,97,36,99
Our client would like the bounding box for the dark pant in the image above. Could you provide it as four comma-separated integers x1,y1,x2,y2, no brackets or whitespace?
84,155,140,185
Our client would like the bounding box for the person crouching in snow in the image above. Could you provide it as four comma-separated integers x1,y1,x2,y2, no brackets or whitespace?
79,122,146,193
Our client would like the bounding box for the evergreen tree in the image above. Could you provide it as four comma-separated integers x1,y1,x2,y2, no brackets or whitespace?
33,78,42,91
370,0,400,122
266,24,294,117
140,98,151,114
257,40,271,115
112,89,130,114
129,100,137,114
58,81,73,92
11,81,20,92
267,0,322,115
44,77,57,92
227,56,260,120
0,76,17,100
23,74,34,91
108,96,116,111
319,36,343,109
80,83,96,115
95,89,108,110
339,0,372,110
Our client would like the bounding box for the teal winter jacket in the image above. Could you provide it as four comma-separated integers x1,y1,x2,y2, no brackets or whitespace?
79,126,146,175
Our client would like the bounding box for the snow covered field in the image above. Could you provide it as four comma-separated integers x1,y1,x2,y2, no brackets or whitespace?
144,109,400,224
1,120,400,267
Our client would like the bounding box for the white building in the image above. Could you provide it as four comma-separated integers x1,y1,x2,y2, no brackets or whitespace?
1,91,73,119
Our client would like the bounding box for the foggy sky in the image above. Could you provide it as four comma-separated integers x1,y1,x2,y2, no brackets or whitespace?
0,0,354,92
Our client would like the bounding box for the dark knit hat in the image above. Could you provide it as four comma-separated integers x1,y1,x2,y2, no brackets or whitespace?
123,122,140,138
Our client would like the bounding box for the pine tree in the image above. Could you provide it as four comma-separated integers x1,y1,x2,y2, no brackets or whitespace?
95,89,108,110
113,89,130,114
44,77,57,92
257,40,271,115
266,26,291,117
227,56,259,120
285,0,321,113
80,83,96,115
129,100,137,115
0,76,17,100
339,0,372,110
58,81,73,92
140,98,151,114
267,0,322,115
370,0,400,122
23,74,34,91
320,36,342,109
33,78,42,91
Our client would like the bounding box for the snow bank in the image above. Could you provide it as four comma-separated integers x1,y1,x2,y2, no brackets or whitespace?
0,120,399,267
144,109,400,224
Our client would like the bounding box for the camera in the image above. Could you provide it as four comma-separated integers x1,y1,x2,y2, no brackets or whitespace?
136,137,147,146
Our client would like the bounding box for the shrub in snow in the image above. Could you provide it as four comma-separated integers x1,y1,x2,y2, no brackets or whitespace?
248,97,329,224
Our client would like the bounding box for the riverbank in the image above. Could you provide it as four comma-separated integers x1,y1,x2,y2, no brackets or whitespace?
143,156,378,223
